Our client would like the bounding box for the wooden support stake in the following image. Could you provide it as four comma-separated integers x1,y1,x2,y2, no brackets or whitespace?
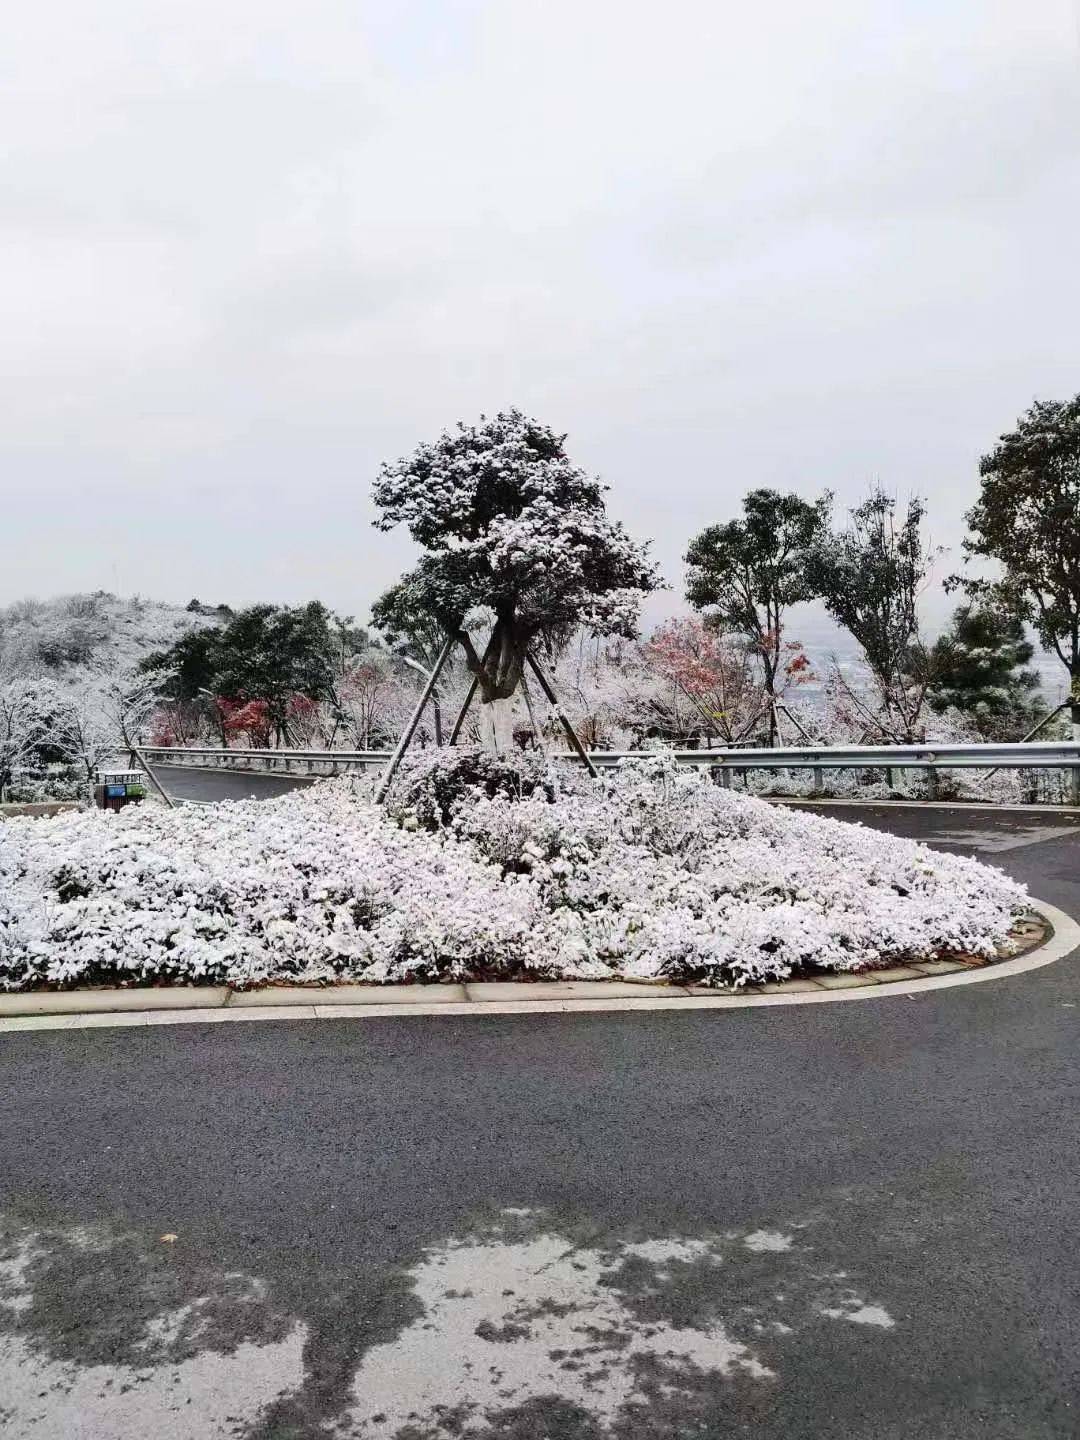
771,701,784,747
448,675,480,746
776,701,813,744
129,745,176,809
520,673,546,755
525,651,598,777
983,700,1071,783
376,638,455,802
448,626,502,748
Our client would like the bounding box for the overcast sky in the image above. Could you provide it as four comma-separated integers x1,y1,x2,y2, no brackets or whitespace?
4,0,1079,640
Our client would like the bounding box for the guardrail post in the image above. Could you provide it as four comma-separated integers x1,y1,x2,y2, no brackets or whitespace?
813,765,824,795
1071,765,1080,808
885,767,896,791
925,761,938,801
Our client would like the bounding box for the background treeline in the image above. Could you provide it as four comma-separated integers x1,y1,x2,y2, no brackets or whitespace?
2,391,1077,801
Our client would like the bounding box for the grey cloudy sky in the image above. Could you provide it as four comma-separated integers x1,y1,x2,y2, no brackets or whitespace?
4,0,1079,639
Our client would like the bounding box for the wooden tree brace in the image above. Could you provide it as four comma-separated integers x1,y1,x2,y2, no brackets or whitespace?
447,676,479,746
525,651,598,777
375,637,455,802
129,745,176,809
520,673,546,755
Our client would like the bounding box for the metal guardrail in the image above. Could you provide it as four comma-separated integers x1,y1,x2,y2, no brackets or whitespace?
140,740,1080,798
141,746,389,772
625,742,1080,772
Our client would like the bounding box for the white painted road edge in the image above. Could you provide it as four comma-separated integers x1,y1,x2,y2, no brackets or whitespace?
1,897,1076,1034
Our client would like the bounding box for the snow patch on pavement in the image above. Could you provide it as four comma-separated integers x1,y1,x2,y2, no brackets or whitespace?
743,1230,795,1252
0,1326,307,1440
343,1231,770,1435
340,1210,897,1436
0,1223,304,1440
821,1300,896,1328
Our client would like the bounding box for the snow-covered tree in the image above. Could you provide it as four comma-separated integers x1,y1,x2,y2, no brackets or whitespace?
685,490,828,744
372,410,662,745
808,489,936,742
329,651,416,750
0,680,47,800
644,618,767,744
958,395,1080,731
545,635,647,750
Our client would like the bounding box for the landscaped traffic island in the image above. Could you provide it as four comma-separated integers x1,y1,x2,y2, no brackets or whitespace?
0,752,1028,994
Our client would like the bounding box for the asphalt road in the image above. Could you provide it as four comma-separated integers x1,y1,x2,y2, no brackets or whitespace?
3,792,1080,1438
151,763,320,803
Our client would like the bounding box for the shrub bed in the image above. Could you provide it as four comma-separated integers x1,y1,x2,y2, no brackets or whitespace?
0,752,1026,992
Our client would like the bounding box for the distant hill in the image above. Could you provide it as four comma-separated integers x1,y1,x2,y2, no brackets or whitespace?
0,592,223,692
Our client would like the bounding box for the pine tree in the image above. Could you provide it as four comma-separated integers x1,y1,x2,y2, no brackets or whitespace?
928,604,1042,739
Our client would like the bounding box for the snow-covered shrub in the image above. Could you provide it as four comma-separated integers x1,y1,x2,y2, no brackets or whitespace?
0,781,542,991
444,754,1027,984
383,747,586,831
0,761,1027,993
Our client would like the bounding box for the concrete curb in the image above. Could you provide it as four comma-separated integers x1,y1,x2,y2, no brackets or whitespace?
0,899,1076,1034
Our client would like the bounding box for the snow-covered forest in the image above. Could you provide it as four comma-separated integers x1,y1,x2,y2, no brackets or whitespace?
0,593,221,803
0,590,818,799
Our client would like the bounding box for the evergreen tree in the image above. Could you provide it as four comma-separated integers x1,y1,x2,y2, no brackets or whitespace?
960,395,1080,719
684,489,828,743
928,604,1042,739
371,409,661,741
143,603,342,746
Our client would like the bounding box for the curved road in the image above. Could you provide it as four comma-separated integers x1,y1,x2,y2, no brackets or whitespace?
3,781,1080,1437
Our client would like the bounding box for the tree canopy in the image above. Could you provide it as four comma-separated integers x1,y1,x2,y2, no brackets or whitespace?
372,409,662,703
807,489,933,741
684,489,827,738
143,602,343,744
371,581,450,670
928,602,1042,739
960,395,1080,686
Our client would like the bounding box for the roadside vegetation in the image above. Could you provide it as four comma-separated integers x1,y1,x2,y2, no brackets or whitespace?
0,752,1025,993
1,394,1079,808
6,397,1073,992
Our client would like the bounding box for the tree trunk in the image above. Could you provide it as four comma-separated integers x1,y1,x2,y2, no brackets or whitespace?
762,660,779,746
458,618,527,704
481,696,518,753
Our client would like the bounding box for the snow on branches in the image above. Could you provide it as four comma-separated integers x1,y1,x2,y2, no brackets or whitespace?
0,755,1024,993
372,410,663,703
